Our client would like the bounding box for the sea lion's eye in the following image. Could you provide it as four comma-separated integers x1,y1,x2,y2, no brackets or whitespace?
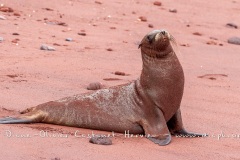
147,35,153,44
161,31,166,35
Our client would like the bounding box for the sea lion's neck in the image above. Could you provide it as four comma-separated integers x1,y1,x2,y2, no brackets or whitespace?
139,48,184,117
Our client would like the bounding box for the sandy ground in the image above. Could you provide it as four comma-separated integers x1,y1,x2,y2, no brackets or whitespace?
0,0,240,159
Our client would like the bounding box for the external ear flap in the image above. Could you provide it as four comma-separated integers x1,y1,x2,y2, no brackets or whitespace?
138,43,142,49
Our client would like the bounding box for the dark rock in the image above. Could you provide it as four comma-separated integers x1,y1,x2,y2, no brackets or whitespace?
169,8,177,13
153,1,162,6
138,16,147,22
87,82,103,90
65,38,73,42
89,136,112,145
148,24,154,28
227,37,240,45
226,23,238,29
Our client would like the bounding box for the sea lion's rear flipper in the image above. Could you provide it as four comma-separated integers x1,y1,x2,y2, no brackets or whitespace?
141,108,172,146
0,107,43,124
167,109,208,137
0,116,33,124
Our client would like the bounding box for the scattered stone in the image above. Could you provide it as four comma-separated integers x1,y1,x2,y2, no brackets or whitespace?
132,11,136,14
138,16,147,22
13,12,20,16
51,158,61,160
153,1,162,6
11,38,19,43
106,48,113,51
89,136,112,145
206,40,218,45
219,43,223,46
45,20,68,26
148,24,154,28
53,43,61,46
84,46,91,49
114,71,129,76
78,32,86,36
103,78,122,81
87,82,103,90
193,32,202,36
110,27,116,29
186,24,190,27
180,43,190,47
62,28,72,32
0,15,6,20
227,37,240,45
0,37,3,42
198,74,228,80
43,8,54,11
226,23,238,29
40,44,55,51
6,74,18,78
169,8,177,13
12,33,19,35
210,37,218,40
0,6,14,12
65,38,73,42
95,1,102,4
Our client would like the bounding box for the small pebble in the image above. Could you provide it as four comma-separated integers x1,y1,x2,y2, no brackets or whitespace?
138,16,147,22
114,71,128,76
65,38,73,42
169,8,177,13
12,33,19,35
87,82,103,90
0,7,14,12
148,24,154,28
226,23,238,29
78,32,86,36
95,1,102,4
227,37,240,45
103,78,121,81
210,37,218,40
0,15,6,20
13,12,21,16
40,44,56,51
0,37,3,42
106,48,113,51
110,27,116,29
206,41,217,45
89,136,112,145
180,43,190,47
43,8,54,11
11,38,19,43
193,32,202,36
153,1,162,6
53,43,61,46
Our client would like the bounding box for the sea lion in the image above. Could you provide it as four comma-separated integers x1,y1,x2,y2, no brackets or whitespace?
0,30,206,145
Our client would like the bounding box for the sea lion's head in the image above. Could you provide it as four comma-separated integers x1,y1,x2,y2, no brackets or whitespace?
139,30,175,59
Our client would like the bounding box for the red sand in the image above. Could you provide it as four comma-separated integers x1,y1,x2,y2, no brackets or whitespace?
0,0,240,159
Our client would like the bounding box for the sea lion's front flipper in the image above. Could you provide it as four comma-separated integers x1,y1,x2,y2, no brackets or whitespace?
141,108,172,146
167,109,207,137
0,116,33,124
